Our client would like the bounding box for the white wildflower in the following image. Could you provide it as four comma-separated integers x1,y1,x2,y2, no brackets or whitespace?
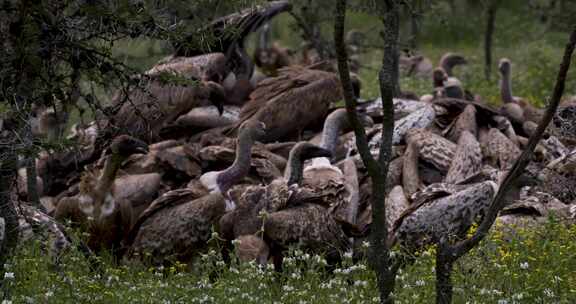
544,288,555,298
415,279,425,287
283,285,294,292
512,293,524,300
362,241,370,248
519,262,529,270
354,280,368,287
3,272,14,279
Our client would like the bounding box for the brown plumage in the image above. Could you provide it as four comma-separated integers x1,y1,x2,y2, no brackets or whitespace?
54,135,149,257
17,204,71,260
233,66,343,142
254,42,292,77
146,53,228,82
438,53,467,77
498,58,544,124
125,120,266,265
444,131,483,184
111,77,226,143
127,190,227,264
392,181,497,250
405,128,456,173
443,104,478,142
480,128,520,170
174,1,292,58
218,142,347,267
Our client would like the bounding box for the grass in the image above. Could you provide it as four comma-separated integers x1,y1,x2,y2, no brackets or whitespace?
4,218,575,303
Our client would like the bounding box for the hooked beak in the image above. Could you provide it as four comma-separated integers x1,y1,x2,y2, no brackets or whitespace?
133,139,150,154
207,81,226,116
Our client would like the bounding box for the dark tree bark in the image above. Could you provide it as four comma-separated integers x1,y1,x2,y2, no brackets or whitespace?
483,1,498,81
25,156,41,210
409,0,422,51
0,120,20,294
435,27,576,304
335,0,401,303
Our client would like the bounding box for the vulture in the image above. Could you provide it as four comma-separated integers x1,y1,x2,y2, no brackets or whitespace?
173,1,292,58
253,23,292,77
110,69,227,143
392,181,497,251
438,52,467,77
231,65,346,142
54,135,149,258
125,120,266,265
400,53,434,78
219,142,348,270
498,58,544,124
303,109,365,226
218,142,335,264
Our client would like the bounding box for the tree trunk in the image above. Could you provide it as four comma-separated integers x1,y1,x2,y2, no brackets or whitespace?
380,2,401,98
25,156,41,210
334,1,401,302
409,1,420,50
0,126,20,293
484,2,497,81
435,245,454,304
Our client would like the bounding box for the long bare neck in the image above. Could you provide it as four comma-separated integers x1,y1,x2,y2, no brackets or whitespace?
217,132,254,193
500,69,514,103
95,153,123,196
259,23,270,49
285,147,304,185
440,58,454,77
320,110,347,155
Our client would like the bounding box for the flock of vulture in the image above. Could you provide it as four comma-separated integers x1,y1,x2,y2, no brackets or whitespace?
7,1,576,272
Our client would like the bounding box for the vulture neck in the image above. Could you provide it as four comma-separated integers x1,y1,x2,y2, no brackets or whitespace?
440,57,455,77
500,69,514,103
320,110,347,156
285,146,305,186
95,153,123,197
259,22,270,49
216,130,255,193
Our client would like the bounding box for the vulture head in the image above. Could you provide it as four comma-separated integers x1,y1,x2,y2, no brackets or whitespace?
498,58,511,77
205,81,227,115
350,73,362,99
201,120,267,194
110,135,149,157
286,142,332,186
239,119,267,141
292,142,333,160
440,53,467,69
433,67,448,88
